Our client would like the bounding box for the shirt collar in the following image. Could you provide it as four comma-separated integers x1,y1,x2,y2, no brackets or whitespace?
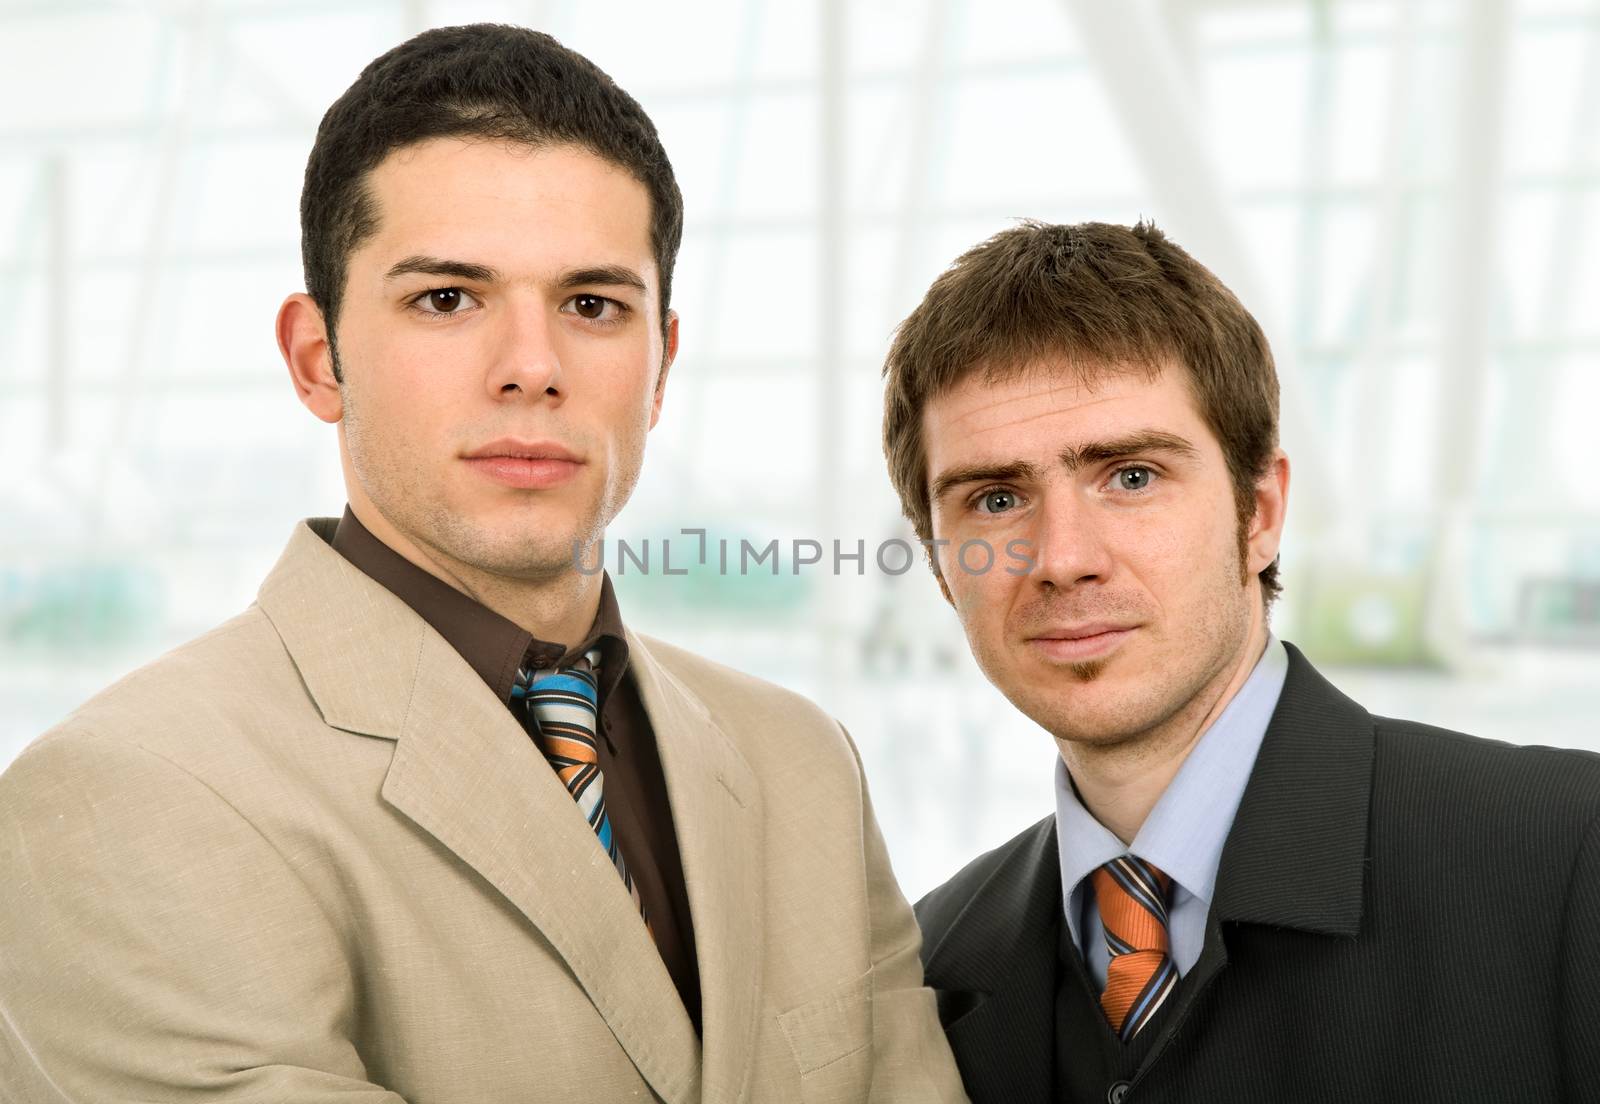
1054,636,1289,924
329,505,630,705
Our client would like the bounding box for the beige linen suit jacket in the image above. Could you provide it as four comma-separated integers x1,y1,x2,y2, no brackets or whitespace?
0,519,966,1103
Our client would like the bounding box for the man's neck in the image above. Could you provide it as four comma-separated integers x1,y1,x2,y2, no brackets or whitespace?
348,501,602,650
1058,617,1270,846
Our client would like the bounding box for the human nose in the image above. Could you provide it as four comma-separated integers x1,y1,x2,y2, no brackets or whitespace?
1029,488,1114,590
486,297,562,402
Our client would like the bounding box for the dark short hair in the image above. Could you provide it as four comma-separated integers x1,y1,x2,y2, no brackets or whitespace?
301,23,683,362
882,220,1282,602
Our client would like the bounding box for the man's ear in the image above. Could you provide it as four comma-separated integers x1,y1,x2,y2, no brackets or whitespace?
278,293,342,424
649,309,679,429
1245,449,1291,577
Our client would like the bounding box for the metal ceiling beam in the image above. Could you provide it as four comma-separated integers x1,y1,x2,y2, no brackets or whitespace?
45,155,69,450
1349,0,1422,514
887,0,954,315
1424,0,1513,662
816,0,848,684
1434,0,1511,510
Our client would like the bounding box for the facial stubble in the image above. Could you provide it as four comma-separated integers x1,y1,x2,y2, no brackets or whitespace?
339,376,610,583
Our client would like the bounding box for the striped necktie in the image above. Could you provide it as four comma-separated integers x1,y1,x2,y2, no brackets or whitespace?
1091,855,1179,1042
512,648,646,923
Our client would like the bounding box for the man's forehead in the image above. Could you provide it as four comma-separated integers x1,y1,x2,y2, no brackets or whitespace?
928,357,1186,435
368,134,632,184
352,138,657,284
365,142,648,218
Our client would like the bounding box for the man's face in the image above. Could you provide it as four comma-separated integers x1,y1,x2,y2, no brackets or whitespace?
329,138,671,583
923,361,1284,748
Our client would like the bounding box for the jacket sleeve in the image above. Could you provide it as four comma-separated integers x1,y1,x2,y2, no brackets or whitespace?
1560,808,1600,1102
0,731,408,1103
841,726,971,1104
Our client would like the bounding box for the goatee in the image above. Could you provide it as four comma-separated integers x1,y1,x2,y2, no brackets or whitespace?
1066,658,1108,682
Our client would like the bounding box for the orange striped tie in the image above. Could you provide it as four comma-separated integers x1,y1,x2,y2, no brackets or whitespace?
1091,856,1179,1042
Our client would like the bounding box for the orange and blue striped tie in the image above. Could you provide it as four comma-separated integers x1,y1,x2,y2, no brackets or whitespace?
513,648,646,923
1092,855,1179,1042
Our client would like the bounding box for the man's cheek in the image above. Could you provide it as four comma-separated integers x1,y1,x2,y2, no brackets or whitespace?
952,583,998,640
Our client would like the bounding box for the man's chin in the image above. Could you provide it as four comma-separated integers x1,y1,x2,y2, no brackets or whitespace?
1004,679,1159,749
472,541,593,581
427,521,597,582
1012,646,1122,689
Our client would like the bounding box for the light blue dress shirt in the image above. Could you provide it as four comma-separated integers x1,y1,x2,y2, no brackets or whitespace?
1054,637,1289,987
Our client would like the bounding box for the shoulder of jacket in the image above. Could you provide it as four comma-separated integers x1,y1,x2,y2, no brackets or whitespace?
916,815,1054,934
1373,715,1600,830
634,632,839,732
12,605,290,772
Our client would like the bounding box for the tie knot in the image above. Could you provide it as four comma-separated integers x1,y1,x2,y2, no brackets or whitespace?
1092,855,1179,1042
513,646,603,700
514,647,603,766
1090,856,1173,953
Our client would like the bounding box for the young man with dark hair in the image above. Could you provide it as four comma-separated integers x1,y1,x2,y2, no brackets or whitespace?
889,220,1600,1103
0,26,965,1102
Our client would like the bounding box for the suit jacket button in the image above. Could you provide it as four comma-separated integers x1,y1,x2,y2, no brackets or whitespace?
1108,1081,1132,1104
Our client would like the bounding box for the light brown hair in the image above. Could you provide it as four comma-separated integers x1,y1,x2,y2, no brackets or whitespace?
882,220,1282,600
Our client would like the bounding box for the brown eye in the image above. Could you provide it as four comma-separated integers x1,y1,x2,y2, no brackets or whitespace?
560,293,624,323
414,287,479,315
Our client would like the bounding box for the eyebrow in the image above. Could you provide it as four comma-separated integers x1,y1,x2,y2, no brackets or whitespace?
558,265,648,294
930,460,1045,504
1058,431,1200,473
381,256,648,295
383,255,500,283
929,430,1200,503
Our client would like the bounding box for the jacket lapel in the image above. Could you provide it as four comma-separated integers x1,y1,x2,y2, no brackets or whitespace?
258,521,701,1104
919,817,1060,1104
1134,643,1376,1082
1211,641,1375,937
627,631,765,1104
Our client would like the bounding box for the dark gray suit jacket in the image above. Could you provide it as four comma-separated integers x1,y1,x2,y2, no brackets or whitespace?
917,643,1600,1103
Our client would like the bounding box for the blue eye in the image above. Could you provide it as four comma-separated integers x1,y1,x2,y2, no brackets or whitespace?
976,489,1020,514
1114,466,1155,492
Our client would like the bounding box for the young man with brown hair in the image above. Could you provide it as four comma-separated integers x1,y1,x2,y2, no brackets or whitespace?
889,220,1600,1103
0,25,965,1102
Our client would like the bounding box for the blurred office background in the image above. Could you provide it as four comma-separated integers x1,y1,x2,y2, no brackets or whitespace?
2,0,1596,897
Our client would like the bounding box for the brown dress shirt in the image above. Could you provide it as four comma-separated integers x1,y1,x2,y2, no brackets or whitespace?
330,507,702,1032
